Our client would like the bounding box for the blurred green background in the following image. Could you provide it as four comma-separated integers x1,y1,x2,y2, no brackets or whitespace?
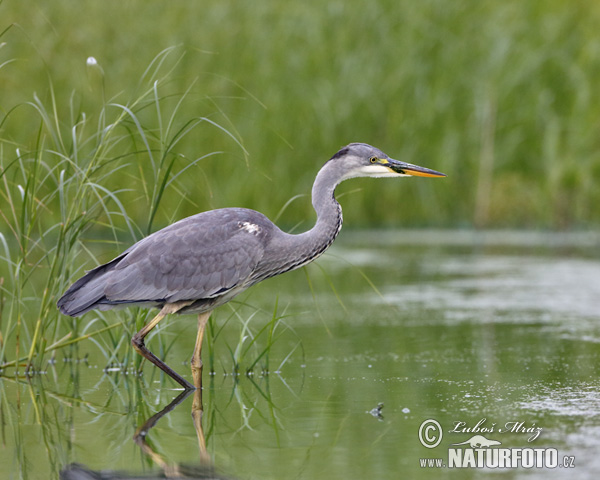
2,0,600,232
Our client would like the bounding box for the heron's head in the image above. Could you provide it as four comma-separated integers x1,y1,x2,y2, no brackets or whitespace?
329,143,446,180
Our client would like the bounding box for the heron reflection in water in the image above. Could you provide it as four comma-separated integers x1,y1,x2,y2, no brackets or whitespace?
57,143,445,389
61,388,220,478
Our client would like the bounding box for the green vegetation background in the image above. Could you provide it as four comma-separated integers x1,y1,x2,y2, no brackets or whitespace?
1,0,600,370
3,0,600,231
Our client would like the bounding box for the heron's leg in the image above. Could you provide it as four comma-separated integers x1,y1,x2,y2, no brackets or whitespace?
192,382,211,464
191,311,211,388
131,301,195,390
133,390,192,472
191,312,211,464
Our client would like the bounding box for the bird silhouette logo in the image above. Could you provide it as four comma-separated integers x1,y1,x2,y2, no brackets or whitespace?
452,435,502,448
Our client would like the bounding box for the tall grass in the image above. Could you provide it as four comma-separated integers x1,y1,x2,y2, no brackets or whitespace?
205,298,302,377
3,0,600,229
0,48,251,374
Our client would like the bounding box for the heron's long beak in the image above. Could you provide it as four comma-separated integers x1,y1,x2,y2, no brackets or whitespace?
387,158,446,177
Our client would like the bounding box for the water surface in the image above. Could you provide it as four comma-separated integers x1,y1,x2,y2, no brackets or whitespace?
2,230,600,479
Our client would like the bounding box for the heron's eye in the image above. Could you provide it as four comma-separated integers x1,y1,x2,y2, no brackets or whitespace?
369,156,378,164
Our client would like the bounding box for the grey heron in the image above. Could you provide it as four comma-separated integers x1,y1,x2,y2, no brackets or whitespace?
57,143,445,389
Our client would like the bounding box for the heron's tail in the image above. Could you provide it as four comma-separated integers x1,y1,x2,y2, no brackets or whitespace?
57,256,123,317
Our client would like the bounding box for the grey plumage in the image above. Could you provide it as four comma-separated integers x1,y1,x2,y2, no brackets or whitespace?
57,142,445,389
58,209,273,316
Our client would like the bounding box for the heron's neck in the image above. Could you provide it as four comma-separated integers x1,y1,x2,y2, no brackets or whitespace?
283,162,344,268
309,162,344,246
256,162,344,280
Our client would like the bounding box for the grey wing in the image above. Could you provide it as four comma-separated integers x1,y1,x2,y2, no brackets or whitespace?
103,211,271,303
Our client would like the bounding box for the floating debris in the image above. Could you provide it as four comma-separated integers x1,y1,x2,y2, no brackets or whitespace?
368,402,384,420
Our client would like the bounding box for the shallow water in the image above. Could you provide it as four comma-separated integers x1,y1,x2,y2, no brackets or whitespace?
2,230,600,479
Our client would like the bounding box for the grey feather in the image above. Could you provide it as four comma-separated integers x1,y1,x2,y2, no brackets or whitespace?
58,208,274,316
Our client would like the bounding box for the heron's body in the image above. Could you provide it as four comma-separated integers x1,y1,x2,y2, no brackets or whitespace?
58,143,445,389
59,206,337,316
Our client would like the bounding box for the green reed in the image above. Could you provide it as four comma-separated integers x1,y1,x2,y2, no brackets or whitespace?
0,48,253,375
3,0,600,230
